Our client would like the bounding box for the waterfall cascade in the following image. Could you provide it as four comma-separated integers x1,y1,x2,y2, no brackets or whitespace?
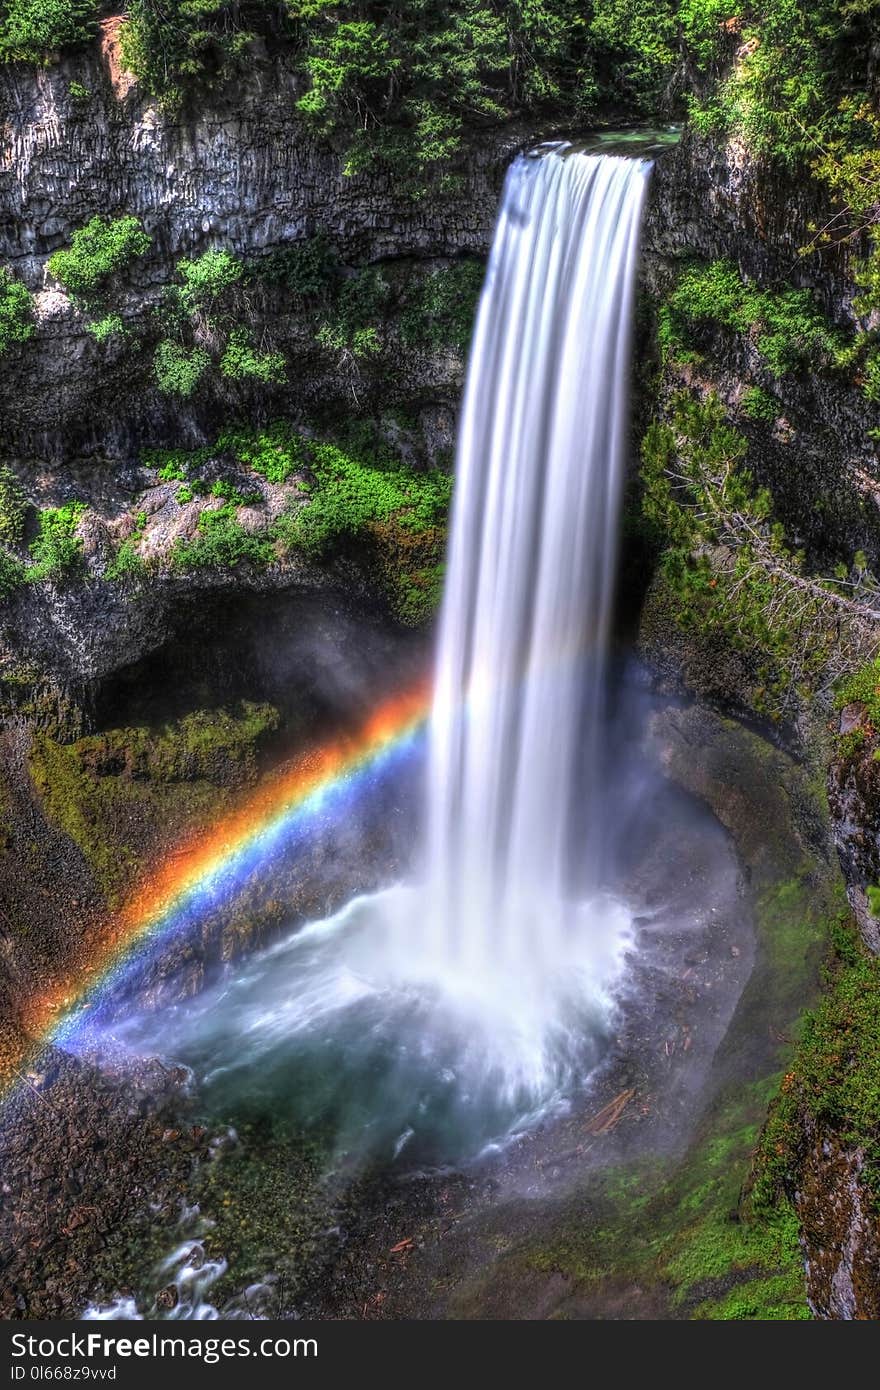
427,148,651,975
117,146,654,1159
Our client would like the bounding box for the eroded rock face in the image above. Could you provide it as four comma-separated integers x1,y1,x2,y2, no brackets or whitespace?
829,708,880,954
798,1118,880,1319
645,135,880,570
0,44,521,456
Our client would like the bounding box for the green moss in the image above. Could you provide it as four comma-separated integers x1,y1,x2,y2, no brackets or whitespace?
28,702,279,902
751,916,880,1226
194,1119,330,1308
692,1274,811,1320
216,422,305,485
172,503,274,571
836,656,880,727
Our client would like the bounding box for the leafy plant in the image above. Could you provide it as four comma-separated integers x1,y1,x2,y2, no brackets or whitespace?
0,268,34,356
153,340,209,397
28,502,85,582
0,549,25,598
740,386,780,422
172,503,273,570
216,422,305,485
219,328,286,384
87,312,125,344
0,0,95,62
0,464,27,545
663,260,854,378
49,216,151,304
399,261,484,353
175,248,243,323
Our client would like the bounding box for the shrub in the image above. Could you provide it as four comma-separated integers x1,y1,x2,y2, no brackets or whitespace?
399,261,484,353
664,260,853,378
87,312,125,343
48,216,151,300
172,503,274,570
0,464,27,544
175,248,243,322
219,328,286,384
290,439,452,555
216,421,305,485
119,0,256,106
740,386,780,422
0,0,95,63
253,234,339,302
0,548,25,597
28,502,85,582
105,536,146,581
0,268,34,355
153,340,209,397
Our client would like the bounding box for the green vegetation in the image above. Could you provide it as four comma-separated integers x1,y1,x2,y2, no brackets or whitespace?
740,385,780,422
0,550,25,598
48,216,151,301
27,502,85,583
118,0,259,108
661,260,854,378
219,328,286,384
836,656,880,729
254,232,338,303
0,0,94,63
172,503,274,571
283,435,451,623
175,247,242,320
290,439,451,554
106,512,148,582
28,701,279,900
216,423,305,485
753,917,880,1213
0,268,34,356
0,465,26,546
641,390,878,716
399,261,484,353
87,312,125,344
316,266,388,362
153,340,209,397
155,248,286,394
136,421,450,623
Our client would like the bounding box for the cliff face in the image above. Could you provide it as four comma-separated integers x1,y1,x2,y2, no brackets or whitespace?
646,135,880,570
0,41,516,460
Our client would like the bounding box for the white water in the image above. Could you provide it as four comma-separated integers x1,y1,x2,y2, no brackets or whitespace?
426,146,650,974
112,146,651,1163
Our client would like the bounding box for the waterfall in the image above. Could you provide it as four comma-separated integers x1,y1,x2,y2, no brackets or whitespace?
426,147,651,976
118,147,654,1160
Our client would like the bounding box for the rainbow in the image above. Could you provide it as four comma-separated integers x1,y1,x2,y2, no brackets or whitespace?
4,680,431,1092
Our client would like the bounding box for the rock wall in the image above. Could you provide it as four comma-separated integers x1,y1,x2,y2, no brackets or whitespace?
0,40,519,457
